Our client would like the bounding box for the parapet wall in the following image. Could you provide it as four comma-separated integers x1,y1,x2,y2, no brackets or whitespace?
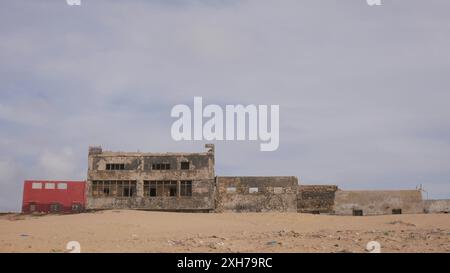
334,190,423,216
215,176,298,212
424,199,450,213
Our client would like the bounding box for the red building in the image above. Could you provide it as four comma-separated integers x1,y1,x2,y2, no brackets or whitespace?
22,180,86,214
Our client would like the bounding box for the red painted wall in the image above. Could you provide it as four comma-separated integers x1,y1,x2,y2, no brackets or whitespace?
22,180,86,214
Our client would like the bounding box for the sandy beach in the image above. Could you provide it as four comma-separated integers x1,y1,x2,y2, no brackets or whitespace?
0,210,449,253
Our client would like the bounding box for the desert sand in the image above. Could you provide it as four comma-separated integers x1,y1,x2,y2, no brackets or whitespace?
0,210,449,253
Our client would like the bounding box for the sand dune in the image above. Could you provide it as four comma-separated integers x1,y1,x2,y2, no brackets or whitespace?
0,210,449,253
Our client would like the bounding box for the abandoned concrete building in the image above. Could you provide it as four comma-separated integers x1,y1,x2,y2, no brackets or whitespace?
80,144,448,216
86,144,216,211
22,143,446,215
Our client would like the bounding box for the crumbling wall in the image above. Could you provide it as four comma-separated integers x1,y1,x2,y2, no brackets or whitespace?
297,185,338,214
334,190,423,216
87,179,215,210
424,199,450,213
86,145,216,211
215,176,298,212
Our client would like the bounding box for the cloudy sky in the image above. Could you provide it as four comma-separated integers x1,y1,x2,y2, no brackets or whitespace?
1,0,450,211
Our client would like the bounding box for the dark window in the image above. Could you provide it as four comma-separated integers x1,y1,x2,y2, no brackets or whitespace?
92,180,135,197
50,203,61,213
152,163,171,170
29,203,36,212
150,187,156,197
392,209,402,215
121,181,136,197
144,181,177,197
106,163,125,170
353,209,363,216
144,181,157,197
180,181,192,197
72,203,82,212
181,162,190,170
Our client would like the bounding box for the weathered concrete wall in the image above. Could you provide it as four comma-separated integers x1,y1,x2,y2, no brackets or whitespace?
424,199,450,213
215,176,298,212
297,185,338,214
334,190,423,216
87,179,215,210
86,145,215,211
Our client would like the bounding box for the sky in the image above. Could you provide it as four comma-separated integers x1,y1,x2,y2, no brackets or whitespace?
1,0,450,211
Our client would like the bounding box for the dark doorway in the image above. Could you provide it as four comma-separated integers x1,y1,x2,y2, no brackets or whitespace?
392,208,402,214
353,209,363,216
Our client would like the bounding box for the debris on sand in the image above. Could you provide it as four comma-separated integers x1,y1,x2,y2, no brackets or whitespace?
266,240,282,246
387,220,416,227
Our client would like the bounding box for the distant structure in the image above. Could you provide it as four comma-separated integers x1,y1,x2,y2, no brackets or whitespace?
21,144,450,215
22,180,85,214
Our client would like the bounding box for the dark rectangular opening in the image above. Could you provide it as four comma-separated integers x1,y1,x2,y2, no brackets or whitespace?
50,203,61,213
149,188,156,197
180,180,192,197
181,161,190,170
152,163,171,170
353,209,363,216
92,180,135,197
29,203,36,212
392,208,402,214
106,163,125,171
72,203,82,212
144,181,177,197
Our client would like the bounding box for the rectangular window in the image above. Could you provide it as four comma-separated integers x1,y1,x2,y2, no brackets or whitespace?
92,180,135,197
180,161,190,170
180,181,192,197
144,181,178,197
103,182,110,196
92,181,98,196
152,163,171,170
57,183,67,190
106,163,125,170
31,182,42,189
45,183,55,189
50,203,61,213
72,203,82,212
166,181,177,197
249,187,259,194
273,187,283,194
121,181,135,197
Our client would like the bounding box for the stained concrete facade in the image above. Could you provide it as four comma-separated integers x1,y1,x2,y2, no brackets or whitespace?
424,199,450,213
86,144,215,211
215,176,298,212
333,190,423,216
84,144,434,215
297,185,338,214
